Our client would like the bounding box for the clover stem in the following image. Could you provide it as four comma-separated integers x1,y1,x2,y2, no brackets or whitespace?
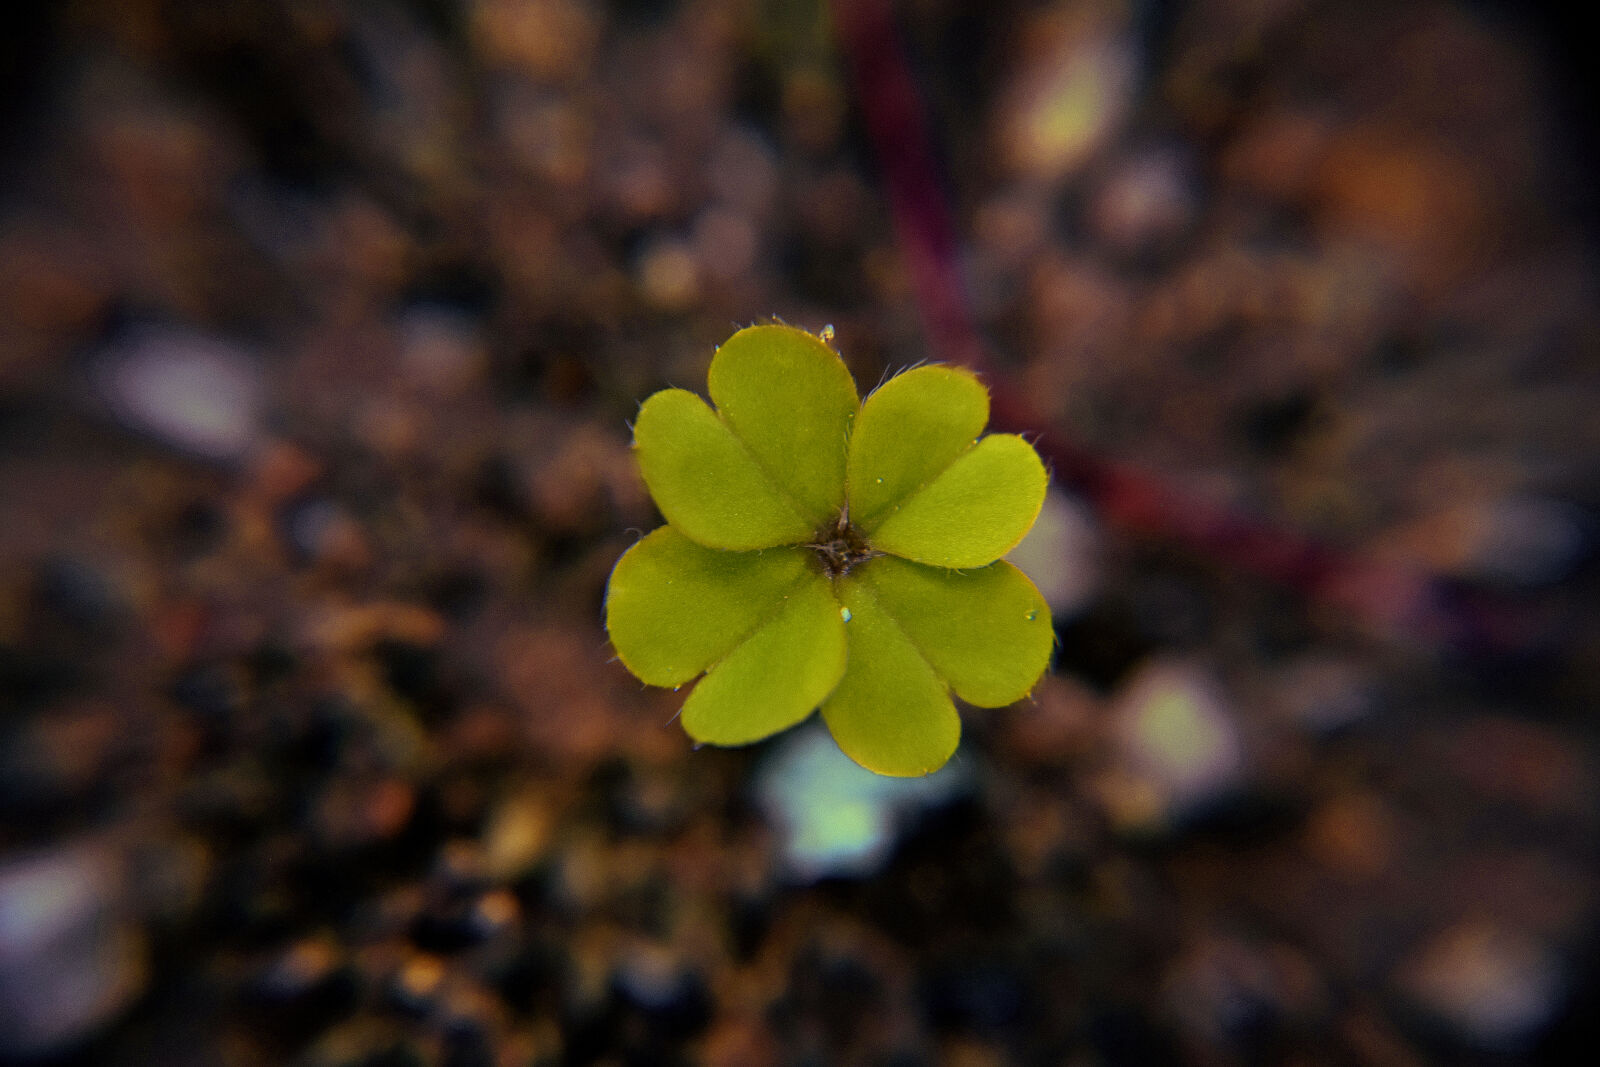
806,509,882,579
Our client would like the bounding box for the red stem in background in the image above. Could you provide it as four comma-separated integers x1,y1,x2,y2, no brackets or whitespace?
829,0,1522,653
827,0,986,374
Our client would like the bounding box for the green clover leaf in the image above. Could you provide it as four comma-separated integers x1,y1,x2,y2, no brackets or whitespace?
606,323,1052,776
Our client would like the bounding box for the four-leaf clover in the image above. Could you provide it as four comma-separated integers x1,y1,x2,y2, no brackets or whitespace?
605,324,1053,776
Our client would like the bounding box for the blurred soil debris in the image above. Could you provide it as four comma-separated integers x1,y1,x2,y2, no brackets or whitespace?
1,0,1596,1063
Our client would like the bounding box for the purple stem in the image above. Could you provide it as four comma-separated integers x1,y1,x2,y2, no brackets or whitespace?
830,0,1528,653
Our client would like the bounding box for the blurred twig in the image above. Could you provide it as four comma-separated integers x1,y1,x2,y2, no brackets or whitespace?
830,0,1533,655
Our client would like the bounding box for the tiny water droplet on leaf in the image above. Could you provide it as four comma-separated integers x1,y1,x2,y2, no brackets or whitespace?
1026,610,1038,621
840,606,852,622
820,324,835,342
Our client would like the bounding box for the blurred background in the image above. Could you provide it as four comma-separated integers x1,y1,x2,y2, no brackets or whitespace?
1,0,1597,1063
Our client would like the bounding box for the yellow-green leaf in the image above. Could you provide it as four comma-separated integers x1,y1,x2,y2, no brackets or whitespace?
857,555,1052,707
866,434,1047,568
633,388,814,550
605,527,812,687
709,324,858,528
847,365,988,529
682,571,847,746
820,578,961,776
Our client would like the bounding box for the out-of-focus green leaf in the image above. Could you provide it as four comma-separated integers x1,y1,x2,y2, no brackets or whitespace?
633,388,814,549
708,324,858,527
820,578,960,777
847,365,988,528
866,434,1047,568
682,571,847,746
857,555,1052,707
605,526,812,686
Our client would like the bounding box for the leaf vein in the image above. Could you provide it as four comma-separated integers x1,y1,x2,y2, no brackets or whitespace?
714,408,827,533
847,570,951,700
699,570,825,680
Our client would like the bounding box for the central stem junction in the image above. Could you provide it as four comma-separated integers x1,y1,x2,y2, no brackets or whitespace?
808,507,881,579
